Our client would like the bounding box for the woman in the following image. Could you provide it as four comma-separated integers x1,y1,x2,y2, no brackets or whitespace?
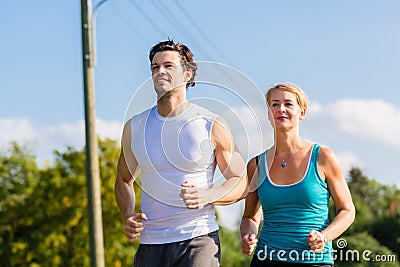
240,84,355,266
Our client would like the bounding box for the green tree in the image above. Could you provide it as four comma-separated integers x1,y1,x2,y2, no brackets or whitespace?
98,139,141,267
219,227,250,267
348,168,399,218
347,167,398,234
0,143,39,266
337,167,400,267
0,140,141,266
22,146,90,266
334,232,399,267
2,145,399,266
371,214,400,259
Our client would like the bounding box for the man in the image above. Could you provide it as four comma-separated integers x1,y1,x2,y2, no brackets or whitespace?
115,40,248,267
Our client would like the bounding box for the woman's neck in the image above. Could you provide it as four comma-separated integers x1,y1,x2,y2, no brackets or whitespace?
274,130,303,155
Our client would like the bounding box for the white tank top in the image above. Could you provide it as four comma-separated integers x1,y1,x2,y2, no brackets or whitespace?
130,103,219,244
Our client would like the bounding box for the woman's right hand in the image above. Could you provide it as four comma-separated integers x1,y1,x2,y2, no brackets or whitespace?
241,233,258,255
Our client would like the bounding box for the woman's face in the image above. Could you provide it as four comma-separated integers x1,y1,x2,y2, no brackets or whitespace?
268,89,306,130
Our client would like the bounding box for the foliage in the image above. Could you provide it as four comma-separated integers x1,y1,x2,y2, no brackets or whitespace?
219,227,251,267
0,140,137,266
335,167,400,267
99,139,141,267
370,214,400,258
334,232,398,267
1,143,399,266
0,142,39,266
348,168,400,218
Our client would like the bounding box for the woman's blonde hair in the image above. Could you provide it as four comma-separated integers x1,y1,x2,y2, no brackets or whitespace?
265,83,310,111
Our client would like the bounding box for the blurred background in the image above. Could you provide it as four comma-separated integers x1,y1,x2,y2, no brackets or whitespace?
1,1,399,266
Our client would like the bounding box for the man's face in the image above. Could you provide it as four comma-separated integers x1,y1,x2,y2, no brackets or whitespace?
151,50,192,97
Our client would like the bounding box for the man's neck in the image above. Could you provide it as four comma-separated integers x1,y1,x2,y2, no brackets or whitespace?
157,90,189,117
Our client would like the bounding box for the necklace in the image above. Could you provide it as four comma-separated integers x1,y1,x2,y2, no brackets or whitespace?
275,144,303,168
281,160,287,168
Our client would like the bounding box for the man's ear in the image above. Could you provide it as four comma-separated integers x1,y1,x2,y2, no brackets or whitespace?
184,68,193,82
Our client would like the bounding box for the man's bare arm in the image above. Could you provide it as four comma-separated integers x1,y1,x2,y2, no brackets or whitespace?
180,116,248,208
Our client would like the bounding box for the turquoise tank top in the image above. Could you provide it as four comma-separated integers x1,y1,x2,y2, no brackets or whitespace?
255,144,333,264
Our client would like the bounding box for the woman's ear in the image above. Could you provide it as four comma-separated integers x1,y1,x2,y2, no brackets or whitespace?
299,108,307,121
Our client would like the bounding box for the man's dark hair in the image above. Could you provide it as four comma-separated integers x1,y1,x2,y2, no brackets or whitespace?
149,40,197,88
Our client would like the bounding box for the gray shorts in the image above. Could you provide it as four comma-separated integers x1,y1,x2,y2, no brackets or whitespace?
133,230,220,267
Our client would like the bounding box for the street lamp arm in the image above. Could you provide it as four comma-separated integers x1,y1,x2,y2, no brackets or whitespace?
91,0,110,67
93,0,110,16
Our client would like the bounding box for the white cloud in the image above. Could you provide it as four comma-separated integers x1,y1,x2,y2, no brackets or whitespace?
96,119,123,142
304,99,400,187
335,151,365,178
1,99,398,188
215,200,244,230
309,99,400,149
43,121,85,150
0,118,38,146
218,104,272,162
0,117,123,161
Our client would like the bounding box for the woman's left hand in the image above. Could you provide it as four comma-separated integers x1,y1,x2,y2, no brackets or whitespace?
307,230,326,253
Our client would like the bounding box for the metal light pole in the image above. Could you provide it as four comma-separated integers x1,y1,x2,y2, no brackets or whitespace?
80,0,105,266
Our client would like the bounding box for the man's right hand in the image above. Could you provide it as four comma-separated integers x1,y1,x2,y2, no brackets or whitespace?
125,213,148,242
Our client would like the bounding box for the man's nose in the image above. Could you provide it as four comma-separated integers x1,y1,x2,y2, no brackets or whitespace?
158,66,167,74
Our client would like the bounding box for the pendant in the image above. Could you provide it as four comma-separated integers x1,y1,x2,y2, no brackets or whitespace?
281,160,287,168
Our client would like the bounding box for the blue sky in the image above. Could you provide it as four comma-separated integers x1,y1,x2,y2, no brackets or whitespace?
1,1,400,228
